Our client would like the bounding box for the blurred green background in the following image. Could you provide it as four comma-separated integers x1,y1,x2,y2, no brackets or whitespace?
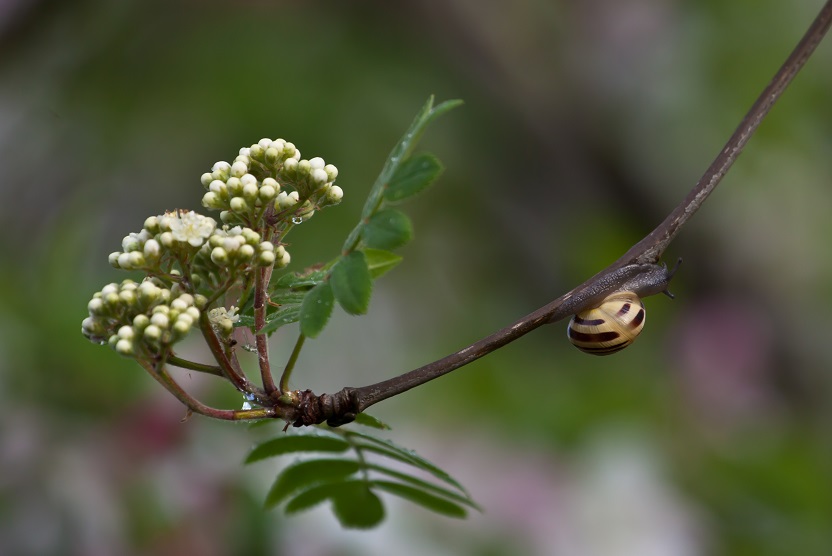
2,0,832,554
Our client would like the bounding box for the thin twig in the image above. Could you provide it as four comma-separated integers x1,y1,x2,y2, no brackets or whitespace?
279,332,306,394
167,354,224,377
198,313,271,406
139,358,277,421
255,264,278,395
300,0,832,422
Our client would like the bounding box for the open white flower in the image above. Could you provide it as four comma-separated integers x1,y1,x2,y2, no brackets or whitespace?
159,210,217,247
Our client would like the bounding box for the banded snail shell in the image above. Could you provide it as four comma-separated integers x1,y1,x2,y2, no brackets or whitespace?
567,291,645,355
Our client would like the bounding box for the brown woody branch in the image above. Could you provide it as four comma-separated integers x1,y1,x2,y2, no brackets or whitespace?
287,0,832,428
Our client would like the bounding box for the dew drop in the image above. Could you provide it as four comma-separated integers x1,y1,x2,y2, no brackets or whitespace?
241,401,252,410
291,216,303,224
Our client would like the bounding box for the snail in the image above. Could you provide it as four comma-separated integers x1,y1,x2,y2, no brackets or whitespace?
565,260,680,356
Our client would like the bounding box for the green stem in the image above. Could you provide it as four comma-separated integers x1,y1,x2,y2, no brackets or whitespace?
279,332,306,393
167,354,224,377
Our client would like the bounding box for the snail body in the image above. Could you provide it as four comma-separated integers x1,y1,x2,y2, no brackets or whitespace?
564,260,680,355
567,291,645,355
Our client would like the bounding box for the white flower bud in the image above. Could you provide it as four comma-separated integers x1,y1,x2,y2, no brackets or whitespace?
118,325,135,340
230,161,248,177
265,147,279,164
202,192,219,209
324,164,338,181
258,137,273,149
212,160,231,174
200,172,214,187
108,252,121,268
328,185,344,203
100,283,117,296
128,251,145,268
259,241,274,252
229,197,249,213
173,318,191,336
171,298,188,312
259,184,276,201
242,228,260,245
309,157,325,170
133,314,150,329
239,147,251,156
298,159,312,175
242,182,258,201
143,239,160,258
209,179,226,194
277,250,291,268
115,338,135,356
225,177,242,196
211,247,229,265
143,325,162,341
119,289,136,305
87,298,104,314
249,144,265,160
283,158,298,173
122,234,140,252
144,216,160,233
311,168,328,186
258,250,275,266
238,244,255,260
159,232,174,248
240,173,257,186
150,312,170,329
186,306,201,320
117,252,131,269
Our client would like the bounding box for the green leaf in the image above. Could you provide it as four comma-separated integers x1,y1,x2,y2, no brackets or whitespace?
265,458,360,508
284,480,386,529
361,209,413,250
384,153,444,203
331,481,386,529
299,282,335,338
274,267,328,290
330,251,372,315
371,480,467,518
361,248,403,279
245,434,350,464
284,481,341,515
353,412,392,430
364,463,481,510
345,431,469,495
256,304,301,335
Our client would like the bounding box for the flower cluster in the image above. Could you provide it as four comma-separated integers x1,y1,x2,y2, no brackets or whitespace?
197,225,286,269
200,138,342,226
82,279,205,357
109,210,217,271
